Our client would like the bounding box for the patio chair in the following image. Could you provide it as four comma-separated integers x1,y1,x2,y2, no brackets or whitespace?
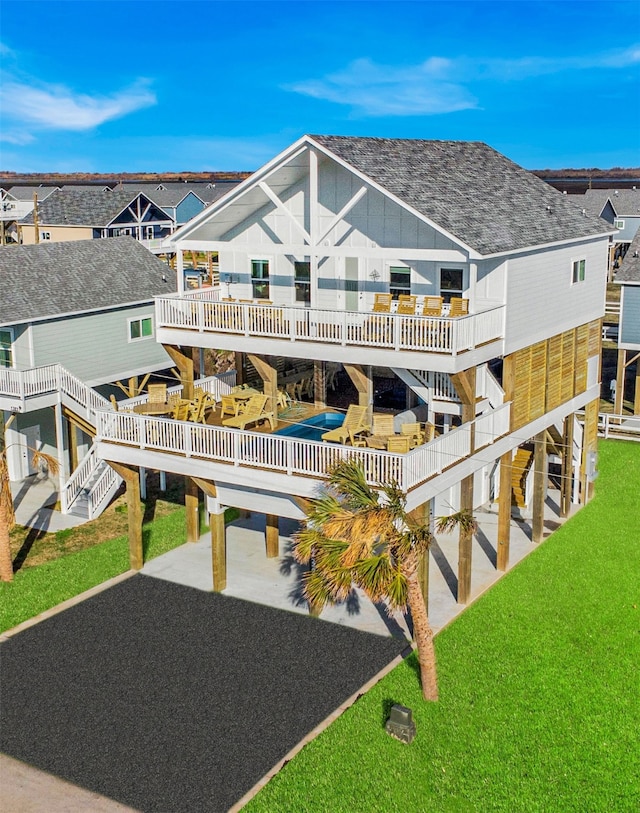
365,414,398,449
148,383,168,403
387,435,411,453
400,422,426,448
373,293,392,313
321,404,370,445
188,391,216,423
221,393,240,418
171,400,192,421
396,295,417,315
449,297,469,317
222,394,275,431
421,296,443,317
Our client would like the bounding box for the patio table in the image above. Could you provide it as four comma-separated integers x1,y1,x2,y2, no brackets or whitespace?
133,402,172,417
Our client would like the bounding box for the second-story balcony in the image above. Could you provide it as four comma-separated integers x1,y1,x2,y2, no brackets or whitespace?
155,291,506,373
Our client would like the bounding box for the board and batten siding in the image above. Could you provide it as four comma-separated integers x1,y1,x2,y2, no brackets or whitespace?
620,285,640,348
504,237,608,355
29,305,171,383
214,159,464,310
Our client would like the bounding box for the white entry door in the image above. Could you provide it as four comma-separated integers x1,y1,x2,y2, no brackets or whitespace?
21,425,41,478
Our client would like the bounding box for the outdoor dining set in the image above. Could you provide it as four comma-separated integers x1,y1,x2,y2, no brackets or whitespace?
321,404,435,453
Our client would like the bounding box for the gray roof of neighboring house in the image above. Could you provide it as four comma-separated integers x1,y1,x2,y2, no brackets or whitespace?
615,230,640,283
199,182,241,204
119,182,239,207
582,188,640,218
0,237,176,325
7,186,59,201
60,184,112,192
20,189,172,227
309,135,612,255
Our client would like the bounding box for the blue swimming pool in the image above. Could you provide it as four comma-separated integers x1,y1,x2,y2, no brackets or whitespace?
275,411,344,442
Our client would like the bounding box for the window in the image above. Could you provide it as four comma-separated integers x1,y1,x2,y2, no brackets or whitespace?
128,316,153,341
145,225,154,240
614,219,625,230
0,328,13,367
572,259,586,284
440,268,464,303
251,259,270,299
389,266,411,299
294,261,311,304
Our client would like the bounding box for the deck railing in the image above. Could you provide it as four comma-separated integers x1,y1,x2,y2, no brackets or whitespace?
155,296,505,356
0,363,110,417
95,402,511,492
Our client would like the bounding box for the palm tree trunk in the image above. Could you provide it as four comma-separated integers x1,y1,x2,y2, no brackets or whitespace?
406,570,438,701
0,454,15,582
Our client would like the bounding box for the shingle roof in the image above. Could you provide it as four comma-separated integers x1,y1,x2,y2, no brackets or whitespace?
20,189,170,227
309,135,612,255
7,186,59,201
616,230,640,283
583,188,640,218
0,237,176,325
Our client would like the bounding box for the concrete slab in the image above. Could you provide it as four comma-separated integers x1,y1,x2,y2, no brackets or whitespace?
0,754,138,813
142,490,573,637
10,475,87,532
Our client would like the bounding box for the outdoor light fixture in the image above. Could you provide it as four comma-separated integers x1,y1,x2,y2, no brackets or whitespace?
385,704,416,744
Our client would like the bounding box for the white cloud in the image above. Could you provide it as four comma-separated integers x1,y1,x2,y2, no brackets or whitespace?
0,78,156,131
287,45,640,117
287,57,478,117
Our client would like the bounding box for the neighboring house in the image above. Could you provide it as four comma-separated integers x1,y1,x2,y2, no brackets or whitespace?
0,237,175,512
94,134,613,599
1,186,60,244
17,189,174,245
614,228,640,414
582,188,640,273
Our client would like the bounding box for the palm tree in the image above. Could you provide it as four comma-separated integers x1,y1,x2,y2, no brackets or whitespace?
293,460,475,702
0,445,58,582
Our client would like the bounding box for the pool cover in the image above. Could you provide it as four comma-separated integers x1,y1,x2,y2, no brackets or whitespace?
0,575,406,812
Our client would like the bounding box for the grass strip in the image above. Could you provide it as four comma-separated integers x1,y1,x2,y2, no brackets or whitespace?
0,508,188,633
245,439,640,813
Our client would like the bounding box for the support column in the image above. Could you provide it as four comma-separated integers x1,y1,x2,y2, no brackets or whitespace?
635,359,640,415
54,403,68,484
210,508,227,592
313,361,327,410
615,348,625,415
164,344,194,400
532,431,547,544
265,514,279,558
247,354,278,421
109,463,143,570
67,422,79,474
458,474,474,604
560,414,574,518
581,398,599,504
185,477,200,542
344,364,373,420
235,352,245,386
497,451,512,571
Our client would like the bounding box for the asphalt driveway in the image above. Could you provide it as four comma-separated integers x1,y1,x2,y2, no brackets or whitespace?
0,575,406,812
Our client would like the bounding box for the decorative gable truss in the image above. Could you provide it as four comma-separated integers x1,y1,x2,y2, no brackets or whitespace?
104,194,174,240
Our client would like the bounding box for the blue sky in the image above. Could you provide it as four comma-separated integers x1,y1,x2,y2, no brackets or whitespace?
1,0,639,173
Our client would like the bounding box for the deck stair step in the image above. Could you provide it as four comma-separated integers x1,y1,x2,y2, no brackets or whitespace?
511,447,534,508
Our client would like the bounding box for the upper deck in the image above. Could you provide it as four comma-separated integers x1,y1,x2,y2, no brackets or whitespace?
155,289,505,373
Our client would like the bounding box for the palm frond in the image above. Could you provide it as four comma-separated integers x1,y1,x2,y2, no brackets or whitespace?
435,509,477,536
328,460,379,510
302,567,338,608
351,554,397,603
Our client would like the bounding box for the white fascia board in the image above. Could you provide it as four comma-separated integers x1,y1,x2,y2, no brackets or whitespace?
155,326,504,374
478,230,615,260
167,136,312,245
305,136,475,258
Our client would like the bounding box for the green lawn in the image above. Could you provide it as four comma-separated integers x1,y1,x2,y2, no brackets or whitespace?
246,440,640,813
0,508,189,633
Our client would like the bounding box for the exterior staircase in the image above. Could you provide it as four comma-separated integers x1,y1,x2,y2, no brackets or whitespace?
511,447,534,508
